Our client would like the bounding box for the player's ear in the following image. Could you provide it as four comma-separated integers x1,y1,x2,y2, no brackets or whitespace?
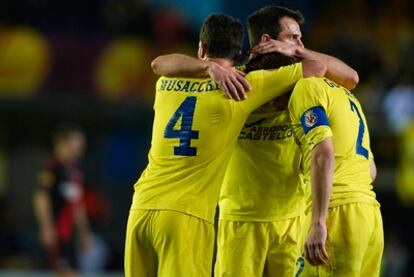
260,34,271,43
198,41,207,59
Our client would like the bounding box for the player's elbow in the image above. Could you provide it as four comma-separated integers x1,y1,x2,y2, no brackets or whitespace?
341,69,359,90
151,57,162,75
317,62,328,77
33,189,46,203
346,70,359,90
33,190,44,210
314,148,334,168
312,139,334,167
302,60,327,78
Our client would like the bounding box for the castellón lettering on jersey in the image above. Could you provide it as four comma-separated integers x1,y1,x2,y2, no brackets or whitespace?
239,122,293,141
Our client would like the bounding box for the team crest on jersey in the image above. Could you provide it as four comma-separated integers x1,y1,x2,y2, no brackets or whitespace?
304,110,318,127
300,106,329,135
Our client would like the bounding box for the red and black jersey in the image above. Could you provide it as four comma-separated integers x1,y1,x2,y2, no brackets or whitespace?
39,157,84,243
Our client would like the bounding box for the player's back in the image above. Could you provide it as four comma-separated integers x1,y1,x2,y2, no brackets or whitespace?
132,77,239,222
289,77,378,207
132,63,304,223
220,105,305,221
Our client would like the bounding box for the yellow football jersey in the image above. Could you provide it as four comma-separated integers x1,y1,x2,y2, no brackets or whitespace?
288,77,379,208
131,63,303,223
220,105,305,221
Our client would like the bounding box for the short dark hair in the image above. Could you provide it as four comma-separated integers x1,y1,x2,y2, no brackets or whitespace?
52,122,84,144
199,14,243,60
247,5,304,48
245,53,297,73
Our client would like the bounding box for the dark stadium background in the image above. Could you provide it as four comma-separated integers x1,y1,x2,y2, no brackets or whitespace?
0,0,413,276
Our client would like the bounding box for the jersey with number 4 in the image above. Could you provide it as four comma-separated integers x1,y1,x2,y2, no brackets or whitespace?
288,77,379,208
131,63,303,223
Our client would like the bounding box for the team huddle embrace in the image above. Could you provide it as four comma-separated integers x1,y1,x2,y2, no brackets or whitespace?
124,5,383,277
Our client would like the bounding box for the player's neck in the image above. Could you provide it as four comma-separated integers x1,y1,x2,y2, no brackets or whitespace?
205,57,234,68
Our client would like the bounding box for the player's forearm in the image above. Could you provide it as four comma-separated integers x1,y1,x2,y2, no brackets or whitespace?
151,54,210,78
75,204,91,235
310,138,334,225
75,204,93,251
295,48,359,90
33,191,55,230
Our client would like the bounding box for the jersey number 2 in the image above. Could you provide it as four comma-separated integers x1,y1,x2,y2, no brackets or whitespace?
349,100,369,159
164,96,199,156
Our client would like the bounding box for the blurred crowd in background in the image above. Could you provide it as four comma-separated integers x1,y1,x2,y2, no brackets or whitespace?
0,0,414,276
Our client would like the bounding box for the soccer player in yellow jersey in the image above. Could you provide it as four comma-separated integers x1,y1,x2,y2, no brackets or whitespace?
218,6,361,277
288,77,383,276
125,14,326,277
153,6,360,277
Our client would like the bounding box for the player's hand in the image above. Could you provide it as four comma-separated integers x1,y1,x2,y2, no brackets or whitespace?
80,231,94,253
251,39,299,57
304,222,329,266
40,226,58,251
207,62,251,101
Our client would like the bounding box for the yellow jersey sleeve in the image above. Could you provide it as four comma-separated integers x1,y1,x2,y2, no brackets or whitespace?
239,63,303,113
289,77,333,149
289,77,379,208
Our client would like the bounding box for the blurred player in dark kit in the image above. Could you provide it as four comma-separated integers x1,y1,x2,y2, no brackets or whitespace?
34,123,92,277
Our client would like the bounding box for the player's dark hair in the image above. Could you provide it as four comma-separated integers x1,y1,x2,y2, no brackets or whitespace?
199,14,243,60
247,5,304,48
52,122,84,144
245,53,297,73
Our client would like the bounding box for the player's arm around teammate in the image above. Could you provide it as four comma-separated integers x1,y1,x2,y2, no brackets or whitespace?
151,52,327,87
304,137,334,265
251,39,359,90
151,53,251,101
